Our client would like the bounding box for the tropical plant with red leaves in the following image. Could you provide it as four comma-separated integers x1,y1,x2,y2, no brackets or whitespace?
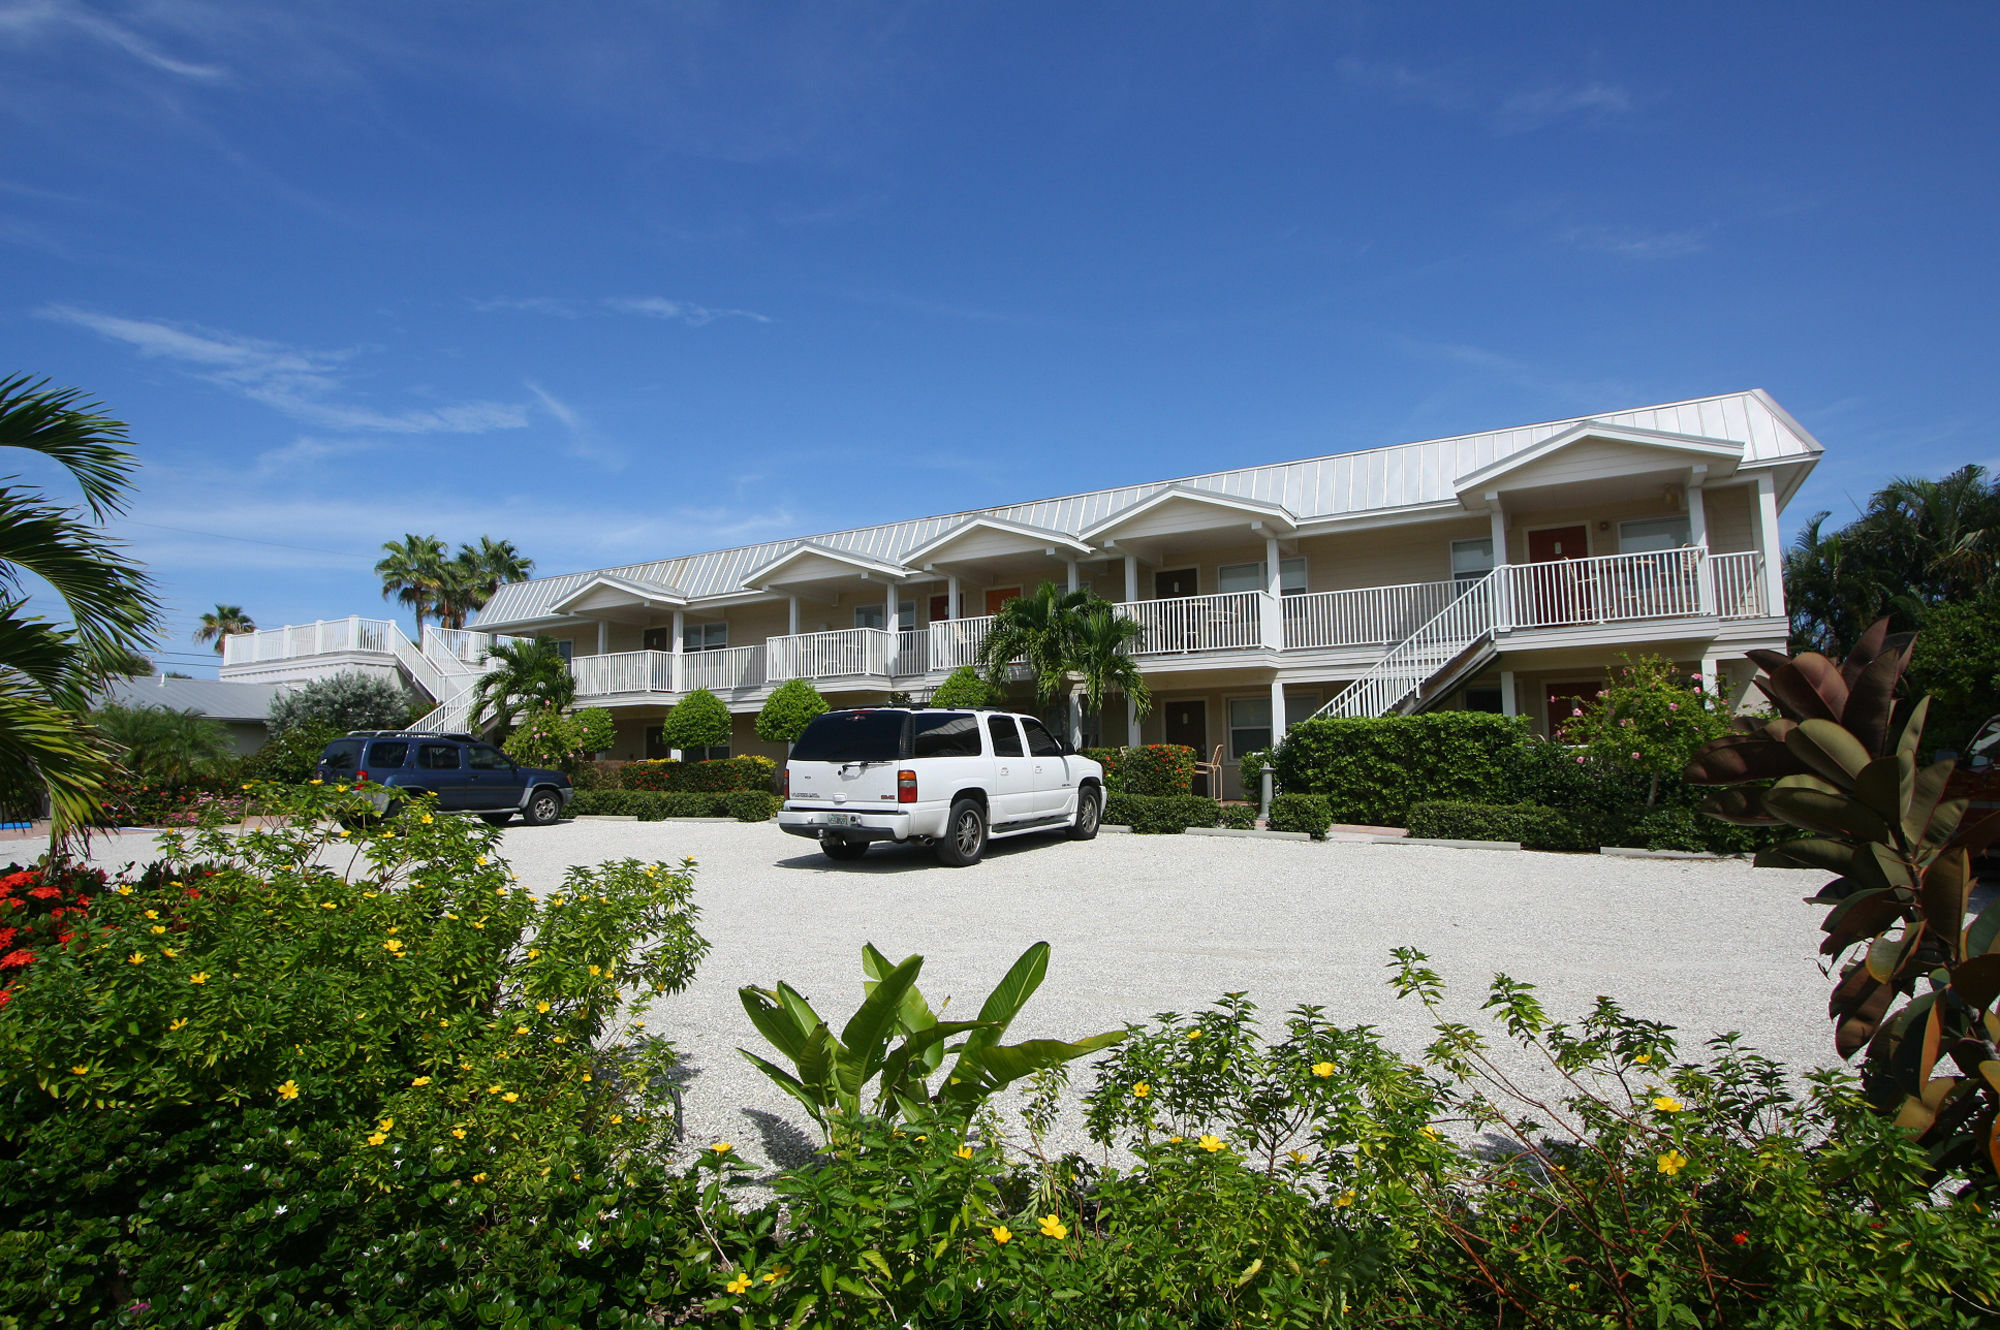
1685,620,2000,1184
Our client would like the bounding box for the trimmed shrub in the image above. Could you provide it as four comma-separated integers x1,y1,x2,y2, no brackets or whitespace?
1119,744,1197,796
723,791,782,822
620,759,680,790
1079,747,1122,787
617,756,773,794
1267,793,1333,839
1273,713,1529,826
266,670,415,736
1405,800,1599,853
1106,791,1217,833
755,679,829,745
568,790,741,819
928,666,998,709
501,706,614,773
661,687,731,751
1217,803,1258,829
238,719,343,785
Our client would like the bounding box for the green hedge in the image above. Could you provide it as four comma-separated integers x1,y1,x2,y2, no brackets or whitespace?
617,755,776,793
569,789,776,821
1118,745,1197,796
1267,793,1333,839
1405,800,1600,853
1217,803,1258,829
1273,713,1530,826
1104,792,1218,834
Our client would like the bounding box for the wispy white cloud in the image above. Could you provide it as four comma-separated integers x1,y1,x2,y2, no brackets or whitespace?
473,295,771,326
253,435,375,477
526,381,626,470
1390,334,1639,405
41,305,530,434
1335,56,1631,134
1559,225,1709,259
0,1,226,80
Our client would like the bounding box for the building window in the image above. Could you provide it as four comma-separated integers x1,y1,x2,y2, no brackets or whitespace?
544,638,574,663
1217,558,1307,595
683,622,728,652
684,743,730,761
1285,692,1320,728
1450,538,1495,584
1619,516,1693,553
1465,687,1505,714
854,600,916,630
1227,697,1272,760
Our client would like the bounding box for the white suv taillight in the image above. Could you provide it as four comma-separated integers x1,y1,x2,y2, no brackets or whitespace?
781,767,790,799
897,769,918,803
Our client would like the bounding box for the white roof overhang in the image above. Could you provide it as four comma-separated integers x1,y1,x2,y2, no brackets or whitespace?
1081,486,1298,561
742,542,914,592
1453,422,1744,514
901,516,1095,576
547,574,688,622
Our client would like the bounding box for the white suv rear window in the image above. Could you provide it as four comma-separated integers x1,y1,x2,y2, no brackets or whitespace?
913,713,981,758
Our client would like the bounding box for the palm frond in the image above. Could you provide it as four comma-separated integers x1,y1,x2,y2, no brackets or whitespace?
0,488,160,663
0,375,140,520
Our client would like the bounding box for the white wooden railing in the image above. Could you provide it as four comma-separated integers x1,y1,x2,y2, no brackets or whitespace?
766,628,894,682
220,616,396,666
422,625,527,667
896,628,929,676
1499,548,1705,630
1114,590,1271,656
1317,573,1499,720
1709,551,1767,619
572,650,676,698
680,644,767,693
1282,579,1463,650
929,616,995,672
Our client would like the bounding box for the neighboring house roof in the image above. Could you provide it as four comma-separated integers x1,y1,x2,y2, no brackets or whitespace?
98,675,288,722
474,388,1822,628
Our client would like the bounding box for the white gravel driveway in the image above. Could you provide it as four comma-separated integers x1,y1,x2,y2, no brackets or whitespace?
89,819,1842,1171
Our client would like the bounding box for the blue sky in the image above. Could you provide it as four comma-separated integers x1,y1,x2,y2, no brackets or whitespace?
3,3,1994,674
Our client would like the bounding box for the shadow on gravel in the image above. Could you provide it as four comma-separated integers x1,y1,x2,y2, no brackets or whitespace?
771,836,1064,875
744,1108,822,1170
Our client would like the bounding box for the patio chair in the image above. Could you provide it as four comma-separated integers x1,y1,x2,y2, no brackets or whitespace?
1192,745,1224,797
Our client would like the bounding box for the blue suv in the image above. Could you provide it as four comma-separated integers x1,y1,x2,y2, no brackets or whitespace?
315,731,574,826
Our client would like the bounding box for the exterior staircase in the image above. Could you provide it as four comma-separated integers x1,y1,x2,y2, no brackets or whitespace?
1312,570,1500,720
406,627,516,734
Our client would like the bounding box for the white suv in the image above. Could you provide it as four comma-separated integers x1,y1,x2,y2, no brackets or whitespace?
777,707,1105,866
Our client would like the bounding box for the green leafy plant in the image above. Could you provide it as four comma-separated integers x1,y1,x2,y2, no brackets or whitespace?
1104,791,1216,833
1217,803,1257,829
1117,744,1196,796
1273,711,1529,827
1561,653,1736,804
754,678,829,746
466,637,577,736
617,754,772,793
929,665,998,709
89,702,234,788
1685,619,2000,1181
238,718,342,785
737,941,1124,1140
1406,799,1598,851
266,669,416,737
502,705,616,772
1266,793,1332,839
662,687,731,753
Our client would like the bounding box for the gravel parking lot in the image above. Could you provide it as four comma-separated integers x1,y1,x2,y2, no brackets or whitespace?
89,818,1840,1171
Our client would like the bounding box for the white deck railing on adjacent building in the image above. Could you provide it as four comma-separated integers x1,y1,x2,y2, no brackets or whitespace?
221,616,398,666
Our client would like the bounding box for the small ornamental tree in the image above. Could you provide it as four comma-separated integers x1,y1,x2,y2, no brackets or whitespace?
501,707,616,773
266,671,414,737
929,666,997,709
755,679,828,746
1562,654,1736,805
662,687,731,753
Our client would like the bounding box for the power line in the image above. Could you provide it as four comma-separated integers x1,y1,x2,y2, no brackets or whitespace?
115,519,361,560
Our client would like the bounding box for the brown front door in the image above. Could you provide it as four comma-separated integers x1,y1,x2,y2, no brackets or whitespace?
1526,525,1591,625
929,593,951,622
1155,568,1198,599
984,586,1022,615
1546,682,1602,741
1163,700,1211,794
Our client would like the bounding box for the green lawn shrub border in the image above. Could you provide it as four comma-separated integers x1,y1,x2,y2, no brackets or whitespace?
617,755,777,794
1104,792,1218,833
1216,803,1258,830
1114,744,1198,796
1405,800,1599,852
569,789,780,822
1273,713,1528,826
1266,793,1334,839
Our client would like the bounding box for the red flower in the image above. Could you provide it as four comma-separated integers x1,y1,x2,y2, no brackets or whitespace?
0,929,13,950
0,949,33,969
1731,1232,1748,1245
27,885,61,900
0,985,13,1006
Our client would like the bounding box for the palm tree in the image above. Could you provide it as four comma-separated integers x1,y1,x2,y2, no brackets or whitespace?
193,604,255,653
1069,604,1151,721
465,637,575,736
374,534,449,635
0,374,162,829
91,703,232,787
430,537,534,630
976,582,1097,707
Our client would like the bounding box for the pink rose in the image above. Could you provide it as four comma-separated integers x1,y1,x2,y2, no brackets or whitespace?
1571,707,1582,717
1575,755,1586,765
1631,752,1642,761
1668,703,1679,711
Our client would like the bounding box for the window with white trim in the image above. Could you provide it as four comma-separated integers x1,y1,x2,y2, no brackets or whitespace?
1450,538,1495,584
1217,558,1307,595
853,600,916,631
1227,697,1272,760
682,622,728,652
1618,517,1692,554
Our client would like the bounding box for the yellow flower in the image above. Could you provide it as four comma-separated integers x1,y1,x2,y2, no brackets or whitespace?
381,830,394,840
145,909,159,919
337,830,351,839
513,1025,528,1035
277,1079,300,1100
1312,1061,1336,1078
725,1273,750,1295
761,1272,777,1283
70,1064,88,1075
1288,1149,1309,1164
190,972,208,984
116,884,133,896
336,783,349,792
161,948,177,958
1131,1082,1149,1098
366,1132,387,1146
383,939,404,953
581,1072,592,1083
1420,1126,1440,1141
378,1117,394,1130
1657,1150,1688,1176
955,1145,974,1159
488,1085,502,1094
1168,1136,1184,1144
471,1172,487,1183
711,1142,733,1156
502,1092,520,1103
1335,1190,1356,1207
537,1000,551,1013
168,1017,188,1031
1186,1028,1202,1040
1634,1053,1652,1065
609,1114,623,1124
1198,1135,1224,1153
321,901,336,910
476,855,487,866
128,952,144,964
589,965,601,976
412,1076,431,1087
421,814,434,824
1038,1214,1068,1239
527,948,540,959
1652,1095,1684,1113
990,1226,1012,1245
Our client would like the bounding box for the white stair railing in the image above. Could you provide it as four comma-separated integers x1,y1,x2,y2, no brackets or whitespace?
1313,571,1500,720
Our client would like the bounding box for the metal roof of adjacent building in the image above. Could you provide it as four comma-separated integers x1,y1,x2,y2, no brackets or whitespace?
98,675,289,721
475,389,1821,627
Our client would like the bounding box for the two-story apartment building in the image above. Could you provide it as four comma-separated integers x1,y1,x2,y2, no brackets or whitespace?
219,390,1818,800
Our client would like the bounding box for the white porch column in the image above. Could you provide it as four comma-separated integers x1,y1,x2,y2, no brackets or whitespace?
1488,502,1511,631
945,576,958,620
597,620,608,656
1687,479,1714,615
1700,655,1720,700
1686,479,1709,547
1500,669,1518,718
1066,560,1079,593
1124,554,1139,603
1262,533,1284,650
670,609,685,695
787,595,799,635
1753,473,1785,615
1269,675,1287,744
1126,695,1141,747
884,583,899,633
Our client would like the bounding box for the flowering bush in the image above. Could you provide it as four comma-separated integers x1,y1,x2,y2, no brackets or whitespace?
0,781,710,1325
502,705,616,773
1562,653,1736,803
95,770,249,827
1115,744,1198,796
617,755,775,793
0,862,105,1007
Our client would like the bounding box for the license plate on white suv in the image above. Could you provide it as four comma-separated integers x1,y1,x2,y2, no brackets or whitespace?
824,813,862,827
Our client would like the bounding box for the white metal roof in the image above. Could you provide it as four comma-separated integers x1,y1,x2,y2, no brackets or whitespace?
474,389,1821,627
97,675,289,721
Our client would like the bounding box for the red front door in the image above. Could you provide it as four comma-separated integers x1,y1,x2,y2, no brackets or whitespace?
985,586,1022,615
1526,525,1591,625
929,593,951,622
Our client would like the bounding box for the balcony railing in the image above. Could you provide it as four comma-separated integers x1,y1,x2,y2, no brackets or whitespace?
422,625,527,666
221,616,397,666
573,650,676,698
1283,579,1464,650
1500,548,1711,629
681,644,767,692
930,616,994,672
766,627,895,682
1709,550,1768,619
1114,590,1271,656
